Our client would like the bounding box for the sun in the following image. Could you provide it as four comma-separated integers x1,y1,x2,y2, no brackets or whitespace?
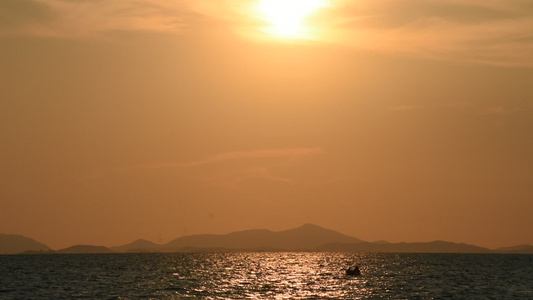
256,0,329,39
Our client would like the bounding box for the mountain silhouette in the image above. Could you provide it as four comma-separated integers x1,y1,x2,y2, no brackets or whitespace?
317,240,492,253
2,225,532,254
57,245,114,254
163,223,364,251
0,234,50,254
110,239,162,253
494,244,533,254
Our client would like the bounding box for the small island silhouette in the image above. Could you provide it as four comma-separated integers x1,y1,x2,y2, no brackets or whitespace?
2,224,532,255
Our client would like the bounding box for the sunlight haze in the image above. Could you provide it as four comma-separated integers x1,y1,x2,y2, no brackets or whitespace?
0,0,532,250
256,0,330,39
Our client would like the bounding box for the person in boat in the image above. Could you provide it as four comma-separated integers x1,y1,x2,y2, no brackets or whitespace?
346,265,361,276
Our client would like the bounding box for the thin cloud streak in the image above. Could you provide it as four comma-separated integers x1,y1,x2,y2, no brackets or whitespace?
0,0,190,37
197,166,295,191
1,0,531,66
322,0,533,67
90,147,323,178
179,147,324,167
387,105,424,112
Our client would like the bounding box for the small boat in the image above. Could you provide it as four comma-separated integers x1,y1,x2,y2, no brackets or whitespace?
346,265,361,276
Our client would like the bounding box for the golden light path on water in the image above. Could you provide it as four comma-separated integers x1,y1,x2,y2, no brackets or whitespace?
174,252,374,299
3,252,532,298
255,0,330,39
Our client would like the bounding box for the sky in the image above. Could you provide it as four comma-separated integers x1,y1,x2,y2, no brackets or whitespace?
1,0,532,250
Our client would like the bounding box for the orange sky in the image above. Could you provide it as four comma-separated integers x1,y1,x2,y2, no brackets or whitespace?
1,0,532,249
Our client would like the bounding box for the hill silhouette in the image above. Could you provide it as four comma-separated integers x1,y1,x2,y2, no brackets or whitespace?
57,245,114,254
110,239,162,253
163,223,364,251
317,240,492,253
494,244,533,254
0,234,50,254
2,225,532,254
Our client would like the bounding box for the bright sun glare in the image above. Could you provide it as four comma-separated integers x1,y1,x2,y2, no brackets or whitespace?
257,0,328,39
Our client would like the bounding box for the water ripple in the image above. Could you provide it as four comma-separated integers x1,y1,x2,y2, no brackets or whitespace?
0,253,531,299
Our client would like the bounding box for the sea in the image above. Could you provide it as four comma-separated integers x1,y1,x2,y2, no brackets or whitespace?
0,252,531,299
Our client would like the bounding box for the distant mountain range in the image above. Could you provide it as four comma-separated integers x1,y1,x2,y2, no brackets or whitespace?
1,224,532,254
0,234,50,254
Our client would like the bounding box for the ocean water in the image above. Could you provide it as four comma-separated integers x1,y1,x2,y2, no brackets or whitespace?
0,252,531,299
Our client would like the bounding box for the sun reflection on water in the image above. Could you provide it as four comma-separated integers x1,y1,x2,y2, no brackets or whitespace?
187,252,370,299
2,253,532,298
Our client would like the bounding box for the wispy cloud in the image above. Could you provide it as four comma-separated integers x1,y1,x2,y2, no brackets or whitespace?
387,105,424,112
90,147,323,178
482,105,527,115
178,147,323,167
321,0,533,67
2,0,531,66
197,166,295,191
0,0,190,37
